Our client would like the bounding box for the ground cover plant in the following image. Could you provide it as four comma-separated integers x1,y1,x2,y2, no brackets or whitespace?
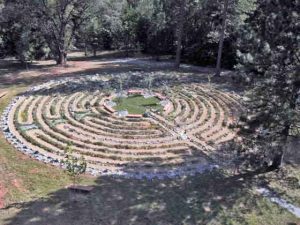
113,94,162,114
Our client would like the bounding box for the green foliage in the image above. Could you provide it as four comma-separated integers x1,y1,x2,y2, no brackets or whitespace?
121,3,140,50
0,0,258,66
0,0,92,64
236,0,300,168
0,1,49,61
113,95,162,114
135,0,172,55
182,0,252,68
62,145,87,186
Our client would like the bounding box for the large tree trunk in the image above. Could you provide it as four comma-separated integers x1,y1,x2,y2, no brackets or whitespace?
270,150,284,170
215,0,229,77
57,50,67,66
269,125,290,169
174,0,186,69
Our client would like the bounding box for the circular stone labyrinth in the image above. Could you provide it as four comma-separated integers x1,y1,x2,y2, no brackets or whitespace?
1,72,243,179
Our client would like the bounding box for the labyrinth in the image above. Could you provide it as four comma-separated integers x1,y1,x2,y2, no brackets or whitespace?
1,72,243,179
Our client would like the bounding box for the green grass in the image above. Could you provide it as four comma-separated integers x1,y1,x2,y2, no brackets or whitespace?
266,165,300,207
113,94,162,114
1,171,300,225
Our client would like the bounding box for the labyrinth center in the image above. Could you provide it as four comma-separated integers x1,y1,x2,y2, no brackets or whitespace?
2,74,243,178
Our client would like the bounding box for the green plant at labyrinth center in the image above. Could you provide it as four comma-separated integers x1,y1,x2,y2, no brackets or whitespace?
113,95,162,114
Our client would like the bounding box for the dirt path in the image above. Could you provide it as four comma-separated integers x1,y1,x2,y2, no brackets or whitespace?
0,50,236,90
0,54,137,88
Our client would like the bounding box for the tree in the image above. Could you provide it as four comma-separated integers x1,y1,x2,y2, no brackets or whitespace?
215,0,229,76
0,0,50,64
182,0,244,69
33,0,91,65
121,2,139,56
174,0,187,68
135,0,172,58
1,0,91,65
62,145,87,186
236,0,300,170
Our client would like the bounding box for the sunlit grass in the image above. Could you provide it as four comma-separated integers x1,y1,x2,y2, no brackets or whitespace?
113,94,162,114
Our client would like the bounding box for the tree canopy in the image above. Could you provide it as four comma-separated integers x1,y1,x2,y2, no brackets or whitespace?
0,0,257,66
236,0,300,169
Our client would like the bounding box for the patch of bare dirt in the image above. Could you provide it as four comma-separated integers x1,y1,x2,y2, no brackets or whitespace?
0,53,137,88
0,184,8,209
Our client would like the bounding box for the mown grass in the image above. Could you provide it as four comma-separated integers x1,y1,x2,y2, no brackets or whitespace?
266,165,300,207
114,95,162,114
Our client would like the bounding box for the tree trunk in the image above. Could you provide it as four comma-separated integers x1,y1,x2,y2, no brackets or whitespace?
57,50,67,66
269,125,290,169
215,0,229,77
84,42,88,56
175,0,186,69
125,34,130,57
270,150,284,170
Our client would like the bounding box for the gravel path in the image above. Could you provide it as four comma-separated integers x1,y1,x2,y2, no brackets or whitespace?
257,187,300,218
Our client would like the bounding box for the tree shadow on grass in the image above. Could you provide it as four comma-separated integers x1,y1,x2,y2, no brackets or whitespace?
2,170,260,225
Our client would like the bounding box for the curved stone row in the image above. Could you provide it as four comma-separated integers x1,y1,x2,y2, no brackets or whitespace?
1,73,243,179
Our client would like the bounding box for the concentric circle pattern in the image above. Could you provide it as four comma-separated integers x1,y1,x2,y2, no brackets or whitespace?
1,73,243,179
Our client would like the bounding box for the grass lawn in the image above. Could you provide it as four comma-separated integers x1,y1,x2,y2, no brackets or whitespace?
113,94,162,114
265,165,300,207
1,171,300,225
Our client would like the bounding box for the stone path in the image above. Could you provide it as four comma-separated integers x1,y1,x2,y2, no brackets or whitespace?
256,187,300,218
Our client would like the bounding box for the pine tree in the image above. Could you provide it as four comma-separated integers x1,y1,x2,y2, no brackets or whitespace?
236,0,300,170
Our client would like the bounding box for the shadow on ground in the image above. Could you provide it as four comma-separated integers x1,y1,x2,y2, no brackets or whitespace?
2,170,260,225
0,53,243,95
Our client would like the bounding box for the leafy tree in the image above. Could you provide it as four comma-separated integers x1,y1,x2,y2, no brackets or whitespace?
78,17,107,56
0,0,92,65
236,0,300,170
121,2,140,56
90,0,125,50
216,0,257,75
0,0,258,67
0,0,49,63
62,145,87,186
136,0,172,58
183,0,255,68
31,0,91,65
